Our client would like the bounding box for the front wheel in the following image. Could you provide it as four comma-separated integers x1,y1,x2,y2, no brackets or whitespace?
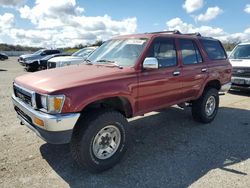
192,88,219,123
71,110,129,173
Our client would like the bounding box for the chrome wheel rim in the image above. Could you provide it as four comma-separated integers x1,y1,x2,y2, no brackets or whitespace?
205,96,216,116
92,125,121,160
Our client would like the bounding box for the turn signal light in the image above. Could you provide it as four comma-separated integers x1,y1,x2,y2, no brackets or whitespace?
34,117,44,127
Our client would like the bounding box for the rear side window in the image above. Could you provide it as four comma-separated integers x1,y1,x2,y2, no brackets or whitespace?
49,50,60,55
200,39,227,60
147,38,177,68
45,50,60,55
179,39,203,65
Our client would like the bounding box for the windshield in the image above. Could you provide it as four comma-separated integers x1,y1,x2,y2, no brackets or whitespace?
72,48,94,58
33,49,44,55
87,38,148,67
229,44,250,59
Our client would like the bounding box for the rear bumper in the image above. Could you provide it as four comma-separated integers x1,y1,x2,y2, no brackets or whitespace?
220,82,232,92
12,95,80,144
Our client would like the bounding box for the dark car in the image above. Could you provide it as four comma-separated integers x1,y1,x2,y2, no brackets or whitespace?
32,53,70,71
0,53,8,60
18,49,62,71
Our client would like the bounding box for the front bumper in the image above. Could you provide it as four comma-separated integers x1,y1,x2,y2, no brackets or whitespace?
12,95,80,144
231,76,250,90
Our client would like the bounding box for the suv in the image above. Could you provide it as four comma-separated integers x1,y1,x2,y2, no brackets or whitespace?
12,31,232,173
229,43,250,90
18,49,61,71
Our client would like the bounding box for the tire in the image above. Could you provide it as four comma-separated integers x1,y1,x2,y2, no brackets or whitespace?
25,66,36,72
70,109,129,173
192,88,219,123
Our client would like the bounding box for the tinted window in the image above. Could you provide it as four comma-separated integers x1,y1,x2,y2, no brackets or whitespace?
50,50,60,55
44,50,60,55
53,50,60,54
200,39,226,60
180,39,203,65
148,38,177,68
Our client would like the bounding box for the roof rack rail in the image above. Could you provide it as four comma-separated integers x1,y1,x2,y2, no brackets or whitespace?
146,30,202,37
148,30,181,34
183,32,202,37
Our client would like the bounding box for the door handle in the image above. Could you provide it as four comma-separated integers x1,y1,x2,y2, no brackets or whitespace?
173,71,180,76
201,68,207,72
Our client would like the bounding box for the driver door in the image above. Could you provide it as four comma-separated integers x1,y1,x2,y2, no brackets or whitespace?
137,37,183,114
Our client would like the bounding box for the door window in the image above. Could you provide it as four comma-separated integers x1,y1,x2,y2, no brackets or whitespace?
147,38,177,68
180,39,203,65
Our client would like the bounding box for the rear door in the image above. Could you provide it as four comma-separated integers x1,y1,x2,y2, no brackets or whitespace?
137,37,183,114
178,38,208,100
199,39,230,86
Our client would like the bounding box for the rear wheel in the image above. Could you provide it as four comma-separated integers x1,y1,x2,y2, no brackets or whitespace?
192,88,219,123
70,109,129,173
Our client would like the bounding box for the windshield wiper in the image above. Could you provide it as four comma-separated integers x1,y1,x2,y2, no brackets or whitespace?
96,59,123,69
84,59,93,65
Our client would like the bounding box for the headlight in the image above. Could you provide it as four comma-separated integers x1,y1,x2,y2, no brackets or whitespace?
40,94,65,114
40,95,47,109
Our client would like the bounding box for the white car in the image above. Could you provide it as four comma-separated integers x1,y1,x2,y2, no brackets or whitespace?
47,47,97,69
229,42,250,90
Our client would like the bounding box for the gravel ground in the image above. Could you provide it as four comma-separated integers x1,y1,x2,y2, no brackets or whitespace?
0,57,250,188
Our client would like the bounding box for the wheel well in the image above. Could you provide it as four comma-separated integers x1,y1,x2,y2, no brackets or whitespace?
204,80,221,91
82,97,133,118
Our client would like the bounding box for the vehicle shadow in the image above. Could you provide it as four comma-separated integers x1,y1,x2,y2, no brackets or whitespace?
40,106,250,187
0,69,7,71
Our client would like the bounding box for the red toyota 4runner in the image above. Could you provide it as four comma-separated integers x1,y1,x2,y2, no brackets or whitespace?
12,31,232,173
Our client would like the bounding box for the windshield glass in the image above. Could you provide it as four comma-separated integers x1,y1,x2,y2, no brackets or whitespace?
229,44,250,59
72,48,94,58
33,49,44,55
87,38,148,67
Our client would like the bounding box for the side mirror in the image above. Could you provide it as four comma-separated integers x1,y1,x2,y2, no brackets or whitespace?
41,52,46,56
143,57,159,69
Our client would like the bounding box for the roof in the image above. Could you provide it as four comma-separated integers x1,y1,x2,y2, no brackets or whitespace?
113,30,217,40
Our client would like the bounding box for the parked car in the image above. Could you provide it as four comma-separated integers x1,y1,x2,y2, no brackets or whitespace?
12,30,232,173
18,49,61,71
47,47,97,69
229,43,250,90
31,53,70,71
0,52,8,60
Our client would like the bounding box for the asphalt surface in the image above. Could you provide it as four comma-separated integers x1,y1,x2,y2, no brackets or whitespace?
0,57,250,188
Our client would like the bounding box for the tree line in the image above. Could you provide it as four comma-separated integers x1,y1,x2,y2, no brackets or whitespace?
0,40,104,52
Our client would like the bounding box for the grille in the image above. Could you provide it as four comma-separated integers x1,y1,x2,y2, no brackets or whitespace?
232,67,250,78
48,62,56,69
14,85,33,106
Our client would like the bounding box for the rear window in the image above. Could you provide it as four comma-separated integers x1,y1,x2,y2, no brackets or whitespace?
200,39,227,60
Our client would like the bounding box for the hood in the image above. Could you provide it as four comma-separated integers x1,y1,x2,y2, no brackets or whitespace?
41,53,69,61
21,54,41,61
20,53,34,59
48,56,84,63
14,64,133,94
229,59,250,68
